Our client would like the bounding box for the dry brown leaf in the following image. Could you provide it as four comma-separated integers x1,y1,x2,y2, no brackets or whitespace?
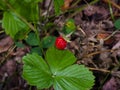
112,40,120,50
97,33,114,45
61,0,73,11
6,59,16,76
84,5,108,20
112,40,120,57
0,37,14,53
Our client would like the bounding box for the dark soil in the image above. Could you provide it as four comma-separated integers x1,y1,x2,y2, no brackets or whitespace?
0,0,120,90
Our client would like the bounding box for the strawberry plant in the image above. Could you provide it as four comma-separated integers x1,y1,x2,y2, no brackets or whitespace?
23,46,95,90
0,0,95,90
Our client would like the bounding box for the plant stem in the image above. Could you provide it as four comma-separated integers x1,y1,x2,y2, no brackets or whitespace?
0,30,4,34
108,0,115,21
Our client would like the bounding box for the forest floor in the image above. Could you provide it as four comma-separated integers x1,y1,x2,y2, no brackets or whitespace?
0,0,120,90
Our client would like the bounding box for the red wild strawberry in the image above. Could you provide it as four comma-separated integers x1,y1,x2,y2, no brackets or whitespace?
55,36,67,50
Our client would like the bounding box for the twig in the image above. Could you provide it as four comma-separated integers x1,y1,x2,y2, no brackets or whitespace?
104,30,119,41
71,0,81,8
98,73,110,90
89,67,111,73
83,49,119,58
77,25,87,36
0,30,4,34
103,0,120,10
0,45,16,67
46,0,53,18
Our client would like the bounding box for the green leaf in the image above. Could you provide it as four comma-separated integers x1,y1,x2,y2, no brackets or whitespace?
10,0,39,22
53,0,64,15
22,47,95,90
30,47,42,56
44,22,55,30
45,47,76,74
22,53,53,89
24,0,43,3
25,32,39,46
63,19,76,35
42,36,56,48
15,42,25,48
2,11,29,38
0,1,6,10
54,65,95,90
8,0,16,5
66,19,76,31
14,28,30,40
0,0,16,10
114,18,120,29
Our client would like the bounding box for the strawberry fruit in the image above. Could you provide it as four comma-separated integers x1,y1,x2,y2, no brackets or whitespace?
55,36,67,50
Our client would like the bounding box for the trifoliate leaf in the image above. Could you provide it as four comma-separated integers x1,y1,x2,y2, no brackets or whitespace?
22,47,95,90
